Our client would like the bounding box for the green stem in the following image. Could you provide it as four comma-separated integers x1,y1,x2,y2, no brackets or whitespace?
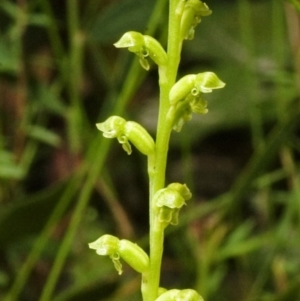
238,0,264,152
143,1,182,300
66,0,85,153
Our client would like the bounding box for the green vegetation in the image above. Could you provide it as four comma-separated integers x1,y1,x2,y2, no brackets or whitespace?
0,0,299,301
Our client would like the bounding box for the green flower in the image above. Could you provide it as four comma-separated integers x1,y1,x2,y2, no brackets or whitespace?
96,116,155,156
89,235,149,275
168,72,225,131
114,31,167,70
154,184,192,226
89,235,123,274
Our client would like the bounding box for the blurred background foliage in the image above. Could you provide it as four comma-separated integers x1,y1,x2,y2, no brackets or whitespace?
0,0,300,300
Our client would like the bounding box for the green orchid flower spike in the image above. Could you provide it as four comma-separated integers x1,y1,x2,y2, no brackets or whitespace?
90,1,225,300
168,72,225,131
114,31,168,70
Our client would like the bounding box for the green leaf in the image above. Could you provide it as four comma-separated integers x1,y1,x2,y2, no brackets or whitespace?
26,125,61,147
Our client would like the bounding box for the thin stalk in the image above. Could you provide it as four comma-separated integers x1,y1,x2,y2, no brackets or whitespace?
39,0,65,65
238,0,264,151
142,1,182,300
66,0,86,153
272,0,300,230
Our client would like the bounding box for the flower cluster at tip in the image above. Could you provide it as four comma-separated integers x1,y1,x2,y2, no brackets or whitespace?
89,234,149,275
96,116,155,156
168,72,225,132
180,0,212,41
154,183,192,227
155,288,204,301
114,31,167,70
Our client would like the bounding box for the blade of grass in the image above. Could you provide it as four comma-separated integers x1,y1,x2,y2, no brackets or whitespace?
238,0,264,151
3,171,85,301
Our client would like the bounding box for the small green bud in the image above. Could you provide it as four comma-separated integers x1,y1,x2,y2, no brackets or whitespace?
180,0,212,40
114,31,167,70
169,74,196,105
88,234,119,256
118,239,149,273
124,121,155,156
143,35,168,67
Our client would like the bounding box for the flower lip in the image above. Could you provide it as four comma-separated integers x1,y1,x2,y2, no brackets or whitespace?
95,247,111,256
102,129,118,138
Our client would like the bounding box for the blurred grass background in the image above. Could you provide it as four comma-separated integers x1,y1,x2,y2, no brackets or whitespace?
0,0,300,300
